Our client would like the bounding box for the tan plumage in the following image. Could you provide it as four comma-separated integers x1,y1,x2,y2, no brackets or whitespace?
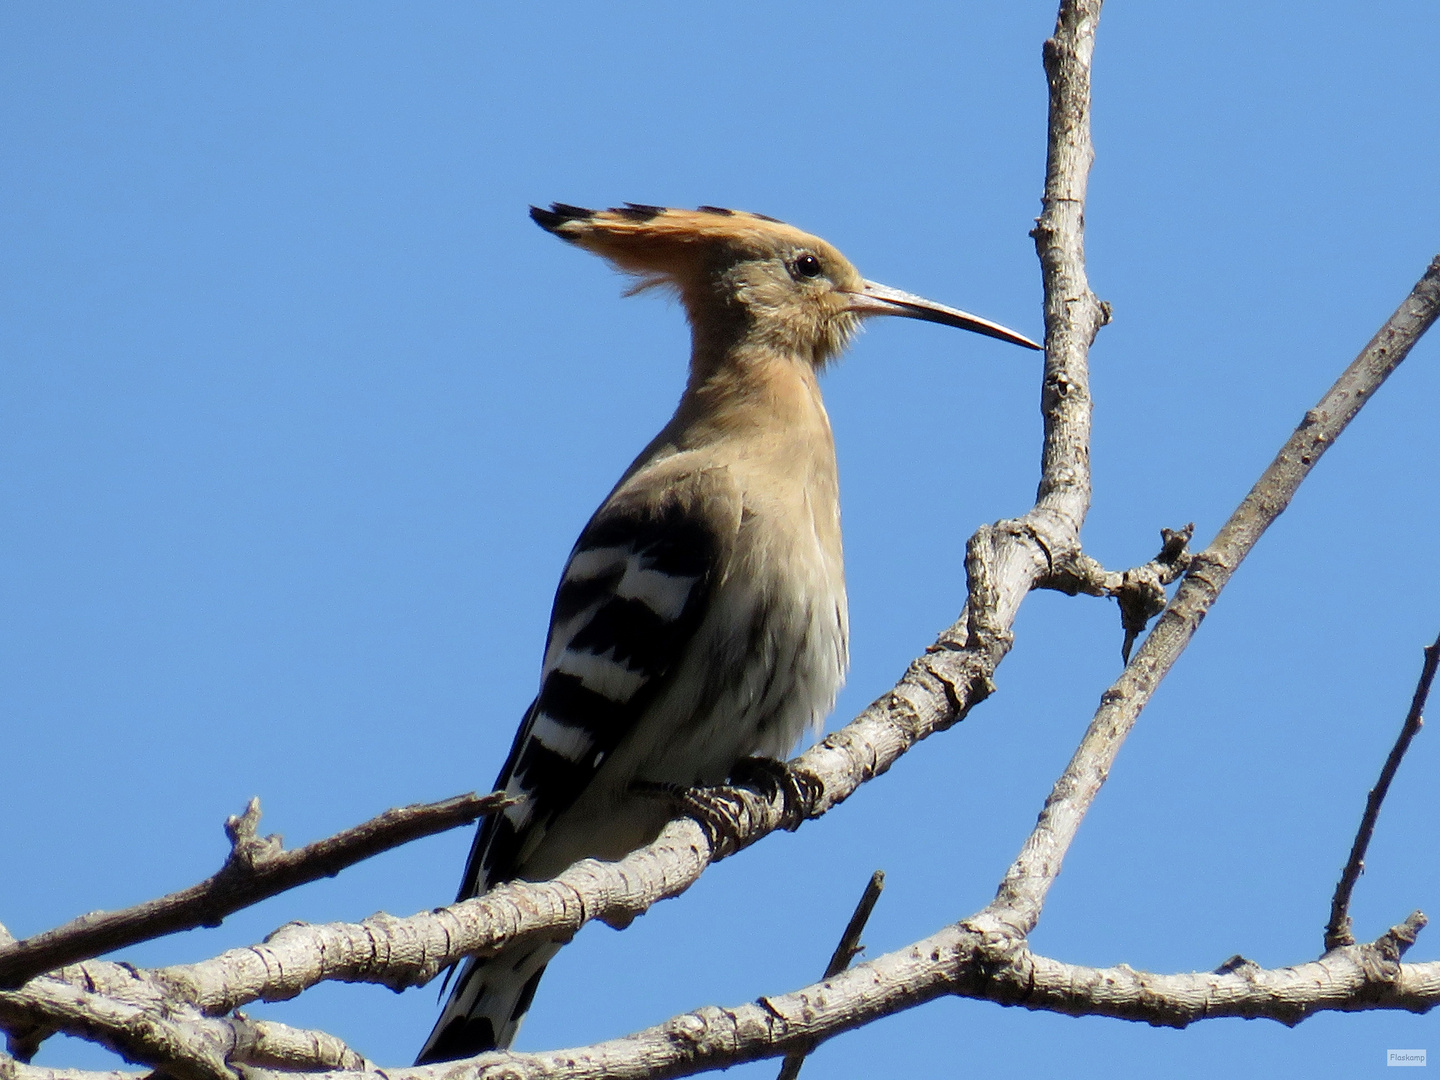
417,204,1038,1064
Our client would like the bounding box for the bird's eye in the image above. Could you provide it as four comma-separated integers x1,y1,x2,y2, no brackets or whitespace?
793,253,823,279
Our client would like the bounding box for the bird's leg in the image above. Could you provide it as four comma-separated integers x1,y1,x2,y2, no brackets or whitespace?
626,778,690,805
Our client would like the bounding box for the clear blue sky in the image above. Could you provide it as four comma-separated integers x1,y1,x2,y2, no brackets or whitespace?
3,3,1438,1077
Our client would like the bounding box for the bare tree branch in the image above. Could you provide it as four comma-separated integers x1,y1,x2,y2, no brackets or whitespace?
485,917,1433,1080
1326,631,1440,949
100,919,1440,1080
0,792,515,992
0,970,232,1080
1031,0,1107,506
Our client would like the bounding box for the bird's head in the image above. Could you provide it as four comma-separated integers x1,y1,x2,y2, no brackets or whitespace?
530,203,1039,368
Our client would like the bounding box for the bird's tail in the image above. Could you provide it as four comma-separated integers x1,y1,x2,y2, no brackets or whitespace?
415,940,562,1064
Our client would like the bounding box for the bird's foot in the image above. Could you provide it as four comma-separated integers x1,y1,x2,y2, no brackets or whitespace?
628,759,821,856
728,756,823,828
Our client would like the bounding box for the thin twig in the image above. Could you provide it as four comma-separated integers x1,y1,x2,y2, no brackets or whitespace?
820,871,885,980
775,871,884,1080
0,790,514,990
1325,631,1440,950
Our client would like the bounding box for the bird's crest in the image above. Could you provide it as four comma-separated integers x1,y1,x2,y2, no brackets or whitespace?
530,202,801,247
529,203,843,296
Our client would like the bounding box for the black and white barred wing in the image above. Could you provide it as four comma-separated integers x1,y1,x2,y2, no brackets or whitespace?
457,497,719,897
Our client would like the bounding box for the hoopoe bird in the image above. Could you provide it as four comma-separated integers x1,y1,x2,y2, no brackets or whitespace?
416,203,1039,1064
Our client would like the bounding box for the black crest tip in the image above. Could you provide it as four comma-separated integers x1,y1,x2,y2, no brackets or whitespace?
615,202,665,221
530,203,594,235
695,205,735,216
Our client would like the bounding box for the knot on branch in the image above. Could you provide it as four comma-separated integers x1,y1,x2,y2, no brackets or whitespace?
662,1009,711,1050
959,910,1027,958
919,638,1005,731
1342,913,1429,994
1036,524,1194,661
1374,911,1427,965
952,916,1030,1007
946,522,1017,701
222,799,283,873
964,524,1005,642
1213,954,1260,976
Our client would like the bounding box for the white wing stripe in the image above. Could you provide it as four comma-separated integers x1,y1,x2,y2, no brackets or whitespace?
527,712,595,762
616,564,699,621
501,776,535,829
554,647,648,702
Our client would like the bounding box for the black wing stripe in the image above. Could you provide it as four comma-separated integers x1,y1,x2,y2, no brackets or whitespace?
568,596,677,678
552,569,623,623
634,534,711,577
537,670,632,741
581,510,712,574
512,739,590,807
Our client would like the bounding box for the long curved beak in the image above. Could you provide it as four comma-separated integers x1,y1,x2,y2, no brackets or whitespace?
844,280,1041,350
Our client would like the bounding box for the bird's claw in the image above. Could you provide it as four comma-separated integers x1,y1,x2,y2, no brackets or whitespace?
728,756,823,826
628,758,821,856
